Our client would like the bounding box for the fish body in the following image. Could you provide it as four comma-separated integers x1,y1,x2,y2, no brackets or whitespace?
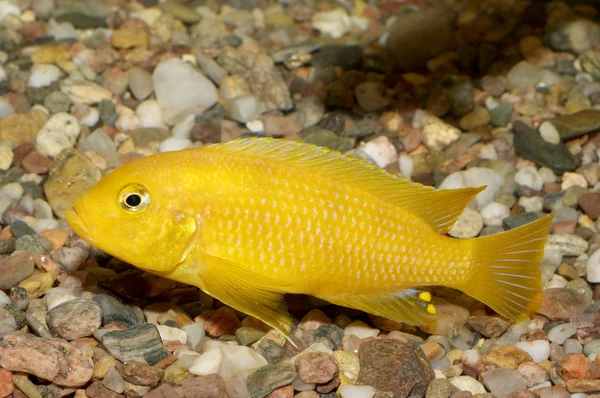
67,138,552,340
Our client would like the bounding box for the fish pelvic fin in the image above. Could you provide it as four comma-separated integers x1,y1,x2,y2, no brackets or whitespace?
462,214,553,322
194,250,296,347
321,289,437,326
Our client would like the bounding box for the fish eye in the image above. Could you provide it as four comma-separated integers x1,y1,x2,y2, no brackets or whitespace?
118,184,150,213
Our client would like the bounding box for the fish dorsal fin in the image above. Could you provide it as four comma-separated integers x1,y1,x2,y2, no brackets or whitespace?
209,138,484,234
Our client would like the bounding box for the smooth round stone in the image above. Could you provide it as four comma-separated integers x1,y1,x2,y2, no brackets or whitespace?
28,64,61,88
0,290,11,307
519,196,544,213
539,121,560,144
587,248,600,283
45,287,77,311
449,208,483,238
547,324,577,346
344,320,379,339
515,341,550,363
483,369,526,398
128,66,154,101
339,385,375,398
182,322,205,349
157,325,187,344
137,99,165,129
449,375,486,394
480,202,510,226
189,346,223,376
515,166,543,191
158,137,192,153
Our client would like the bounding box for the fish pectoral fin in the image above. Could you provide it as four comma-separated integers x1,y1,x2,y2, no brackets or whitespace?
323,289,437,326
195,251,294,344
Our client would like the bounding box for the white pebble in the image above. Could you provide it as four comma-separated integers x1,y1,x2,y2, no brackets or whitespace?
45,287,77,310
480,202,510,226
0,146,14,171
115,105,141,131
339,385,375,398
439,167,504,210
28,64,61,88
449,208,483,238
361,136,397,168
344,320,380,339
539,121,560,144
153,57,218,125
539,167,557,184
312,8,351,39
182,322,205,349
515,166,543,191
157,325,188,344
246,119,264,133
32,218,59,234
587,248,600,283
547,274,568,288
137,99,166,128
564,339,582,354
519,196,544,213
35,112,81,158
449,376,486,394
78,106,99,127
172,114,196,139
413,109,461,151
529,381,552,391
562,172,588,190
570,393,588,398
398,153,414,180
546,234,589,257
158,137,192,153
515,340,550,363
0,1,20,23
547,323,577,345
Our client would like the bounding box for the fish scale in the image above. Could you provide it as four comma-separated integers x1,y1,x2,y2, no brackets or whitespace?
67,137,553,344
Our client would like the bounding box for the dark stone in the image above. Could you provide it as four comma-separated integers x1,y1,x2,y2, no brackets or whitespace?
502,212,540,230
311,45,363,69
0,237,17,254
99,99,117,127
544,110,600,141
513,120,577,175
356,339,435,398
314,324,344,350
55,13,106,29
10,220,36,237
256,338,284,365
93,294,139,327
101,324,168,365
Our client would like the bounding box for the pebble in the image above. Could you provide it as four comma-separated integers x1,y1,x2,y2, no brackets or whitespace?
0,252,35,289
483,369,527,398
448,208,483,238
46,298,103,340
338,385,375,398
588,249,600,283
449,376,486,394
128,67,153,101
356,339,434,398
548,324,577,344
103,366,125,394
539,288,592,321
542,110,600,141
100,324,168,366
0,332,94,386
514,341,550,364
344,320,379,339
459,107,491,131
28,64,61,88
156,325,187,344
483,345,533,369
0,368,14,398
480,202,511,226
181,374,225,398
246,363,296,398
35,112,81,158
506,61,540,90
413,110,461,151
153,58,218,125
0,146,14,170
311,8,351,39
517,362,550,387
562,354,590,380
115,361,164,387
295,352,338,384
189,346,223,376
579,193,600,220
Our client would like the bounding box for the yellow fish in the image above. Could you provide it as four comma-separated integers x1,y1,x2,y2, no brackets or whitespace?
66,138,552,341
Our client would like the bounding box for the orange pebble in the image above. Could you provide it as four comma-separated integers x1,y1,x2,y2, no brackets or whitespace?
562,354,591,380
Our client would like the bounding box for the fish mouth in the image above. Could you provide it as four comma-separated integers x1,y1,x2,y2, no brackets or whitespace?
65,200,97,245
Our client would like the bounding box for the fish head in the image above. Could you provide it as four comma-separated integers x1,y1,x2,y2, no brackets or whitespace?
66,155,199,273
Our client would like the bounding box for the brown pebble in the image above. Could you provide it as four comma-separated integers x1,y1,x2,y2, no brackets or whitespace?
204,306,240,337
483,345,533,370
298,309,331,331
507,389,538,398
0,369,14,398
12,143,35,168
294,392,319,398
115,361,164,387
22,150,52,174
295,352,338,384
562,354,591,380
517,362,549,387
267,385,294,398
46,298,103,340
180,374,225,398
566,379,600,393
86,381,124,398
579,192,600,220
143,383,183,398
315,376,340,394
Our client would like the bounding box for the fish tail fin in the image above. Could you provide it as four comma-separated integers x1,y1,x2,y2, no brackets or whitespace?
462,214,553,321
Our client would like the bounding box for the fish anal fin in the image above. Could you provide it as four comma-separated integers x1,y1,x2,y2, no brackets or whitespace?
322,289,437,327
208,138,483,234
193,250,294,345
